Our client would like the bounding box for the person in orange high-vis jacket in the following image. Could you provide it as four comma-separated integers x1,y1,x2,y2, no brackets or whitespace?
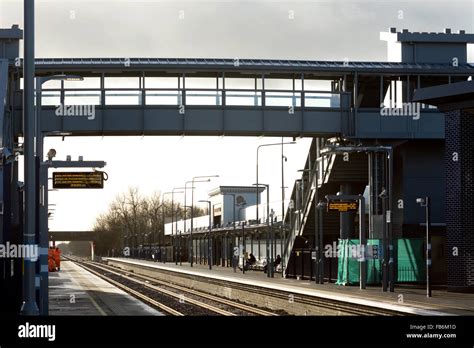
54,247,61,271
48,247,57,272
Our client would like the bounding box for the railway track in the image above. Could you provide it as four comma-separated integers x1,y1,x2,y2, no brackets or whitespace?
103,258,409,316
66,256,279,316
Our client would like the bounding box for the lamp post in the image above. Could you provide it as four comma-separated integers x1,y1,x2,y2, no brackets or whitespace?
256,141,295,223
313,160,320,284
417,197,431,298
281,138,290,275
387,148,394,293
316,201,326,284
241,221,246,273
296,168,311,274
184,180,193,265
191,175,219,266
269,208,275,278
183,205,193,264
253,183,270,277
178,229,182,265
171,188,185,264
186,178,211,267
379,189,388,292
199,200,213,270
281,138,287,224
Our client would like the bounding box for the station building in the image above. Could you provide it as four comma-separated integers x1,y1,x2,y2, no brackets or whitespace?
164,186,287,267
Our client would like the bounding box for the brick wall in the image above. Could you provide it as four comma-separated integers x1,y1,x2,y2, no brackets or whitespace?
445,109,474,292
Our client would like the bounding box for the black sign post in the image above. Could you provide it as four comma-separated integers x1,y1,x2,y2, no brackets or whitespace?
326,194,366,289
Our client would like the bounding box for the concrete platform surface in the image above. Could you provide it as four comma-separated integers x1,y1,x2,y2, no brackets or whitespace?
105,257,474,316
49,260,162,316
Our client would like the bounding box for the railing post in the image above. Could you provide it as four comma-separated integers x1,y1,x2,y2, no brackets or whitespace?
222,72,226,106
181,73,186,106
141,71,146,106
301,73,305,133
99,73,105,107
216,75,219,106
60,79,65,105
254,77,258,106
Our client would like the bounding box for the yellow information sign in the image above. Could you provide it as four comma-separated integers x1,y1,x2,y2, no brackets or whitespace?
327,201,358,212
53,172,104,189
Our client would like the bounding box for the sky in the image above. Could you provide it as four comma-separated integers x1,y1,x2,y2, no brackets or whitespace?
1,0,473,231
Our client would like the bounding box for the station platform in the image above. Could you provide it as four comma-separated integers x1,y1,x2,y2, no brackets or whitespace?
48,260,162,316
105,257,474,316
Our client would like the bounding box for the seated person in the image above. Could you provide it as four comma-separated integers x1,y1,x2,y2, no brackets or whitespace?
274,255,281,268
248,253,256,265
263,255,282,273
245,253,257,269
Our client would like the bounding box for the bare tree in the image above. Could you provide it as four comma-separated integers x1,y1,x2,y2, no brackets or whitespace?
93,187,207,255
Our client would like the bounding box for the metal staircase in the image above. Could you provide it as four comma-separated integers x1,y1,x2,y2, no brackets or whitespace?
282,139,370,278
282,138,335,274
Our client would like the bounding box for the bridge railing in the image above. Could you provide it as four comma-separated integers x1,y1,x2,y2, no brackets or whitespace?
38,87,343,109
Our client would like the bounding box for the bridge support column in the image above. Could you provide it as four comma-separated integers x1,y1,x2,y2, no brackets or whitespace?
20,0,40,316
38,163,48,315
369,153,386,240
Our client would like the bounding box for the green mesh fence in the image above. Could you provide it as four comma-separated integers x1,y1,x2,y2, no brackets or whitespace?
397,238,425,282
336,238,424,286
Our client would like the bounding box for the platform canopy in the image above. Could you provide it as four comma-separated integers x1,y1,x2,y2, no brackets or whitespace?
413,80,474,111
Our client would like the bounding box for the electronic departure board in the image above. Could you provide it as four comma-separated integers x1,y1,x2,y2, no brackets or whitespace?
327,201,359,212
52,172,104,189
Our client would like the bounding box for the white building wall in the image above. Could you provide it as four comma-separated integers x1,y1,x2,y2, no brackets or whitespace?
164,199,291,235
